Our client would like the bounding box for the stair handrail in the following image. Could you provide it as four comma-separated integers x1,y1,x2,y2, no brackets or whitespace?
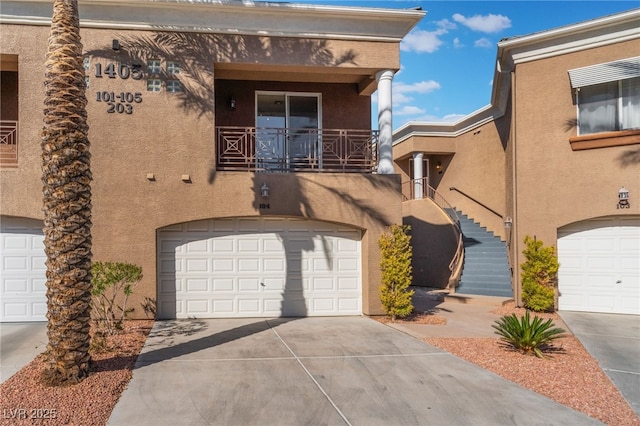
402,178,465,289
449,186,503,219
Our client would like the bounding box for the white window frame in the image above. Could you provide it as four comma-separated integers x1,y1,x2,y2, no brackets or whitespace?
576,77,640,135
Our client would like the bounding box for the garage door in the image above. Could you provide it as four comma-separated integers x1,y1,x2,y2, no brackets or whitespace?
558,217,639,315
0,217,47,322
157,217,362,319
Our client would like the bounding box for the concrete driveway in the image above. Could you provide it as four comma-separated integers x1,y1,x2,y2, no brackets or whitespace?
560,311,640,417
108,317,601,426
0,322,47,384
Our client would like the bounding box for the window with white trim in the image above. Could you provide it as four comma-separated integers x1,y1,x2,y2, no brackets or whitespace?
576,77,640,135
569,57,640,136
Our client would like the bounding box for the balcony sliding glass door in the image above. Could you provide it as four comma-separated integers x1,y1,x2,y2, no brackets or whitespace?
256,92,320,171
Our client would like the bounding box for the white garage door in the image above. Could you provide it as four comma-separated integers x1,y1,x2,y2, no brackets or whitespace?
157,217,362,319
558,217,640,315
1,217,47,322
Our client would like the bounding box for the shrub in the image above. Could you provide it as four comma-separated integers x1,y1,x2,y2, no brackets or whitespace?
91,261,143,335
520,235,559,312
379,224,413,321
492,310,566,358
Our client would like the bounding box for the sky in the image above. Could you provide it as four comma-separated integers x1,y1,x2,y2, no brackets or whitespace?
286,0,638,129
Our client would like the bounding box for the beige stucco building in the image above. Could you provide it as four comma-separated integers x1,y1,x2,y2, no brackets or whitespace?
394,8,640,315
0,0,424,321
1,1,638,321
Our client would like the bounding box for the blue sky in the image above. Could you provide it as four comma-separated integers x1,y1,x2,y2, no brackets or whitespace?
288,0,638,129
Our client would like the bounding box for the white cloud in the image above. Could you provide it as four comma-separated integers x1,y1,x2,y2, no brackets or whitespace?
395,105,427,116
452,13,511,33
401,28,447,53
436,18,457,31
474,38,493,48
453,37,463,48
394,80,441,95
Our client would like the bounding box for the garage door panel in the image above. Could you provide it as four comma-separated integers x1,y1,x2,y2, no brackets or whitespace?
157,217,361,318
1,217,47,322
558,218,639,315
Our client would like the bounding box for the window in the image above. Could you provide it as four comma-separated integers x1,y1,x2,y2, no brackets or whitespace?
166,61,180,75
577,77,640,135
166,80,182,93
147,60,161,75
569,57,640,137
147,79,161,92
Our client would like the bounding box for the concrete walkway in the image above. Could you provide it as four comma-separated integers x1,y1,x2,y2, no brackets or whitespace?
108,316,600,426
0,322,47,384
559,311,640,417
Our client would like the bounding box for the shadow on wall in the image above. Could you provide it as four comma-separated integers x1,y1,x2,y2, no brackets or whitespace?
86,32,358,119
404,215,458,289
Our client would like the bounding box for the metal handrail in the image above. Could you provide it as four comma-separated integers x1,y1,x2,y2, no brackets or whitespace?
402,178,464,288
449,186,503,219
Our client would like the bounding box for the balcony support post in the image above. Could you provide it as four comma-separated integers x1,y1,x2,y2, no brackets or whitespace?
413,152,424,199
376,69,394,174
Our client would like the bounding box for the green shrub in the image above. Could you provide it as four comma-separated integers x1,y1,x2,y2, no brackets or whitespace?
379,224,413,320
520,235,559,312
91,261,143,335
492,310,566,358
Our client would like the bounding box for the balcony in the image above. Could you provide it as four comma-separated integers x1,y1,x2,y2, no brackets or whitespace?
0,121,18,168
216,127,379,173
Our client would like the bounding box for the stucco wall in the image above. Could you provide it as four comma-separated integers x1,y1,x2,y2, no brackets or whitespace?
509,40,640,301
0,23,404,317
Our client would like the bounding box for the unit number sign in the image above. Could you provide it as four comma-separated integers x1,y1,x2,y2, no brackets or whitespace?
93,62,143,115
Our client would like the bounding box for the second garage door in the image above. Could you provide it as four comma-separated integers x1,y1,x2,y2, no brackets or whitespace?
558,217,639,315
157,217,362,319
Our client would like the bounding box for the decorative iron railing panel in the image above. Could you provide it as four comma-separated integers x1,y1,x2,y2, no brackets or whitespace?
0,121,18,167
217,127,379,173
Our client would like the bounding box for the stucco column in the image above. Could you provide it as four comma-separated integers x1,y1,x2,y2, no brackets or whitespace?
413,152,424,199
376,70,394,174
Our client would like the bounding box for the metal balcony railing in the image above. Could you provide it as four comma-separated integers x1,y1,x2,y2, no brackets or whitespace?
216,127,379,173
0,121,18,167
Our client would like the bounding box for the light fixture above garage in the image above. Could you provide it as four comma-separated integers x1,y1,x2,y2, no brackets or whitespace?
618,186,630,209
261,183,269,198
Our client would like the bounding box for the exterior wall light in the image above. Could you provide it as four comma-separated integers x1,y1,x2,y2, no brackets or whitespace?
504,216,513,229
228,97,236,111
618,187,630,209
436,161,442,174
261,183,269,198
112,39,120,51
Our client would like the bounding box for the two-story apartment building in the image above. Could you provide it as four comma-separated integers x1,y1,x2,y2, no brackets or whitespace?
0,0,424,321
395,8,640,315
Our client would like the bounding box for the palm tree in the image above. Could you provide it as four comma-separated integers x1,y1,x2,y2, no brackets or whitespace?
40,0,93,386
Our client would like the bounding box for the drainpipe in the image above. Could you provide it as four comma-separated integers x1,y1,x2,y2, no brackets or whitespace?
511,70,520,306
376,70,394,174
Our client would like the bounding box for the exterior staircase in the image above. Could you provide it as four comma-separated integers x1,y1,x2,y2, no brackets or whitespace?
454,210,513,298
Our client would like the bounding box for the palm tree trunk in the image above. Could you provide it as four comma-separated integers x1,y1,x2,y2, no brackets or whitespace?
41,0,93,386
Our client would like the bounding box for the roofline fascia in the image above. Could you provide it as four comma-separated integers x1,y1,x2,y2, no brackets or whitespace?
0,0,426,42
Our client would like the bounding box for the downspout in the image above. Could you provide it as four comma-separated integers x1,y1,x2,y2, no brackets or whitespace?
510,69,521,307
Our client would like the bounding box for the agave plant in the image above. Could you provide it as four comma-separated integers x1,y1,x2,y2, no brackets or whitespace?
492,310,566,358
